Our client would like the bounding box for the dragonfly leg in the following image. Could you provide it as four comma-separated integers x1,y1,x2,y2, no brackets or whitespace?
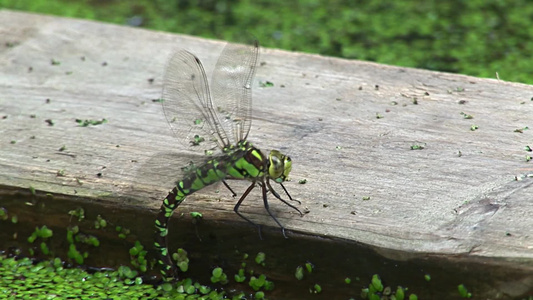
279,182,301,204
261,180,289,239
222,180,237,197
233,182,263,239
266,180,303,216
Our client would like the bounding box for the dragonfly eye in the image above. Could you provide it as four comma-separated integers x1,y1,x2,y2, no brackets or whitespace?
268,150,292,182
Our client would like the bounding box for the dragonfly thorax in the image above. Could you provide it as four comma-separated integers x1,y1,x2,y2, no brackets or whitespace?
267,150,292,183
228,141,291,183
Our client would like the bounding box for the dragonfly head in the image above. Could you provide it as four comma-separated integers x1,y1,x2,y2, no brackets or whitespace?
267,150,292,183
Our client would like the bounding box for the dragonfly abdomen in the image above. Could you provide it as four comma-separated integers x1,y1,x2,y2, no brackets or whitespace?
154,158,229,279
154,144,266,279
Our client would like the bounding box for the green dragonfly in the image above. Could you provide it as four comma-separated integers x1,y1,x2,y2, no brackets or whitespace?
154,38,303,280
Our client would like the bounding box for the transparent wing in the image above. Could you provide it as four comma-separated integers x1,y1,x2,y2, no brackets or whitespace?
134,151,234,191
126,149,249,204
211,38,259,144
162,50,230,152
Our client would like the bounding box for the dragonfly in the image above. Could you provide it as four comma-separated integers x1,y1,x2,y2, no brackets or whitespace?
154,38,303,280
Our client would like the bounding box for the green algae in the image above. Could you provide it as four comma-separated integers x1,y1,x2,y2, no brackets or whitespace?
0,255,230,300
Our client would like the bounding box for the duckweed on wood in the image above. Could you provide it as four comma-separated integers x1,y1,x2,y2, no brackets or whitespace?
255,252,266,266
305,262,314,273
94,214,107,229
345,277,351,284
76,118,108,127
458,284,472,298
0,207,7,220
311,283,322,294
295,265,304,280
68,207,85,221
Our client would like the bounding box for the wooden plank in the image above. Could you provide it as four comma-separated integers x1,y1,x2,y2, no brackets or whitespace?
1,9,532,271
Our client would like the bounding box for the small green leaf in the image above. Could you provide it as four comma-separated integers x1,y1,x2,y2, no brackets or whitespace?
76,118,108,127
38,225,53,238
305,262,314,273
254,291,265,299
190,212,203,218
234,268,246,282
259,81,274,87
190,134,205,145
161,282,173,292
212,267,223,278
40,242,50,255
458,284,472,298
255,252,266,265
395,286,405,300
295,266,304,280
460,112,473,119
371,274,383,292
345,277,351,284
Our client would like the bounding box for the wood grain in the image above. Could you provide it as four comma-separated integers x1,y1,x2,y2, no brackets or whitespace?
1,10,532,271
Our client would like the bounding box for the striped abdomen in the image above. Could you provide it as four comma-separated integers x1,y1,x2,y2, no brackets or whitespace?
154,142,266,279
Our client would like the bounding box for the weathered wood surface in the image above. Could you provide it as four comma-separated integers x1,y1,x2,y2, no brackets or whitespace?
1,9,532,271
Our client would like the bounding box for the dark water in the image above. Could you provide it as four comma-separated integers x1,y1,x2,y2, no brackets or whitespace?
0,187,531,299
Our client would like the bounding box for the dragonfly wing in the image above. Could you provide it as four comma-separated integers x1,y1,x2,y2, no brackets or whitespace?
162,50,229,152
131,150,247,197
210,38,259,144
